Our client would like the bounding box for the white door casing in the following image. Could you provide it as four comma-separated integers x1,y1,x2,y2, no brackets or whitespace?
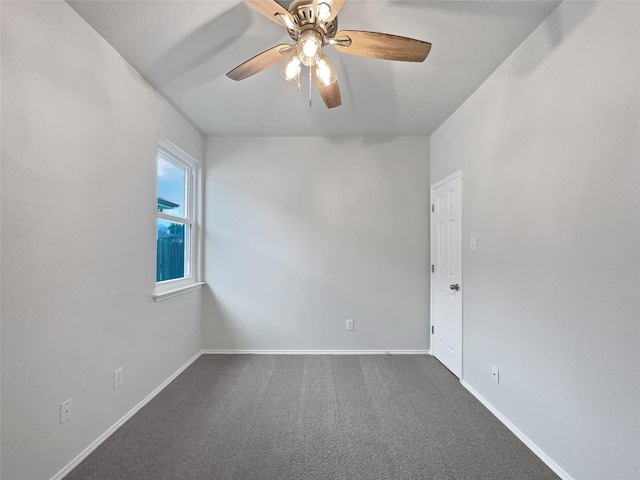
430,171,462,378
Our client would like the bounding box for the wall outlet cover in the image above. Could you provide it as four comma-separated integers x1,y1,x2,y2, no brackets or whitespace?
60,398,72,424
114,367,124,389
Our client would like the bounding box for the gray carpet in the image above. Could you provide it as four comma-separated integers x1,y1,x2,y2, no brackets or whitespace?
65,355,558,479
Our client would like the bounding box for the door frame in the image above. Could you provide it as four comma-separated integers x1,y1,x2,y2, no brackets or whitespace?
429,169,463,378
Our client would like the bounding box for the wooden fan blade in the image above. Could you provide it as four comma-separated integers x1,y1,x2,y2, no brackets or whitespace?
242,0,295,26
312,68,341,108
334,30,431,62
226,44,291,81
325,0,346,22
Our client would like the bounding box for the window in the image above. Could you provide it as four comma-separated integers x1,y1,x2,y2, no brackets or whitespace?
155,138,202,300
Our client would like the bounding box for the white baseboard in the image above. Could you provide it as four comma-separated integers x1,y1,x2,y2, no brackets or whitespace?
202,349,430,355
460,380,574,480
50,351,202,480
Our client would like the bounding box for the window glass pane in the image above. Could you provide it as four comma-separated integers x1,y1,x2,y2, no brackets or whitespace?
156,219,187,282
157,154,186,218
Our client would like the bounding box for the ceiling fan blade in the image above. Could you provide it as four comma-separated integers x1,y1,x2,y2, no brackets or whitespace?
312,68,341,108
242,0,296,26
334,30,431,62
325,0,346,22
226,44,292,81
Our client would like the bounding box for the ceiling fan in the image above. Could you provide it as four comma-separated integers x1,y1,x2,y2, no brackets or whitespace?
226,0,432,108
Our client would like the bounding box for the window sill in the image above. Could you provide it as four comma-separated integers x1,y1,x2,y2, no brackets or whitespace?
154,282,205,302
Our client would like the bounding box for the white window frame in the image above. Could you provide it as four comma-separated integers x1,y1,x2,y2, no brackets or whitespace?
154,137,203,301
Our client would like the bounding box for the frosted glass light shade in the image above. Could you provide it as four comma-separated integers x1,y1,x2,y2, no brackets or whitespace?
314,55,337,86
317,3,331,21
279,57,301,84
297,29,322,66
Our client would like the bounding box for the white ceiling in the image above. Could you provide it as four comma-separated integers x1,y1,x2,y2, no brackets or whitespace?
67,0,561,137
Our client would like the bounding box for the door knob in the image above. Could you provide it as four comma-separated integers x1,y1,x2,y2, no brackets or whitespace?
449,284,460,291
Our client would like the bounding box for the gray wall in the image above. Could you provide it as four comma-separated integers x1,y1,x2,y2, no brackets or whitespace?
3,1,637,479
203,137,430,351
1,3,204,479
430,2,639,479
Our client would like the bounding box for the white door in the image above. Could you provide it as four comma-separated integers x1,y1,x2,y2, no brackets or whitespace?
431,171,462,378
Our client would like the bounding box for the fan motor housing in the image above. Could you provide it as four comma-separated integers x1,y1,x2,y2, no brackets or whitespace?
287,0,338,43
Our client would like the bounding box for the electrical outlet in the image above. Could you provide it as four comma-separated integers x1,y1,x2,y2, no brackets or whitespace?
60,398,72,424
114,367,124,389
491,365,500,384
346,319,354,331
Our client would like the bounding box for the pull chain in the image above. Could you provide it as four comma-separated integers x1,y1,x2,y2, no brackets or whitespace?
309,66,312,107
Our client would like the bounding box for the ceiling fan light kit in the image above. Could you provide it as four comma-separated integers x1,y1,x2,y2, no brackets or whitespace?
279,56,302,85
297,29,323,66
227,0,432,109
315,55,337,86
